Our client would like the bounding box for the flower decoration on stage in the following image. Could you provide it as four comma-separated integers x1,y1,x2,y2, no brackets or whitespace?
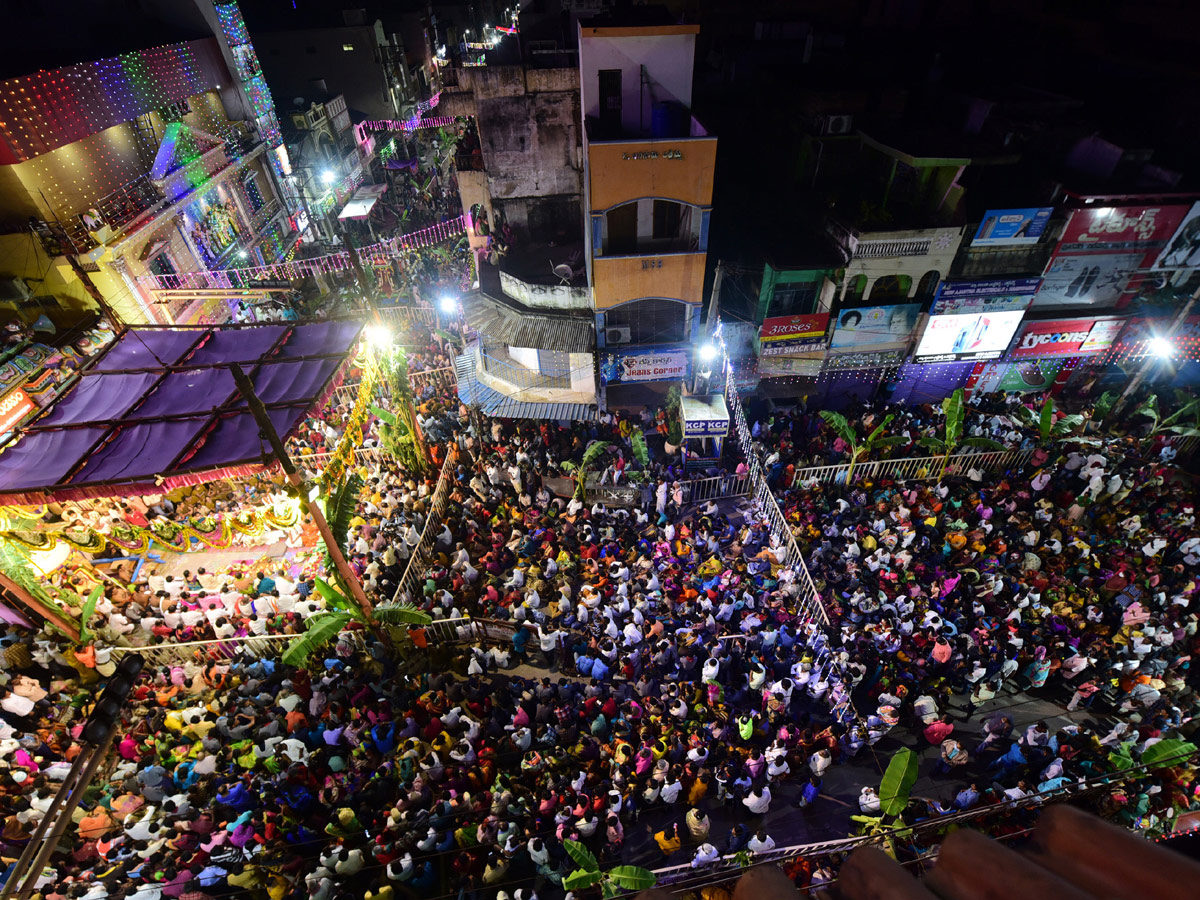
321,356,379,489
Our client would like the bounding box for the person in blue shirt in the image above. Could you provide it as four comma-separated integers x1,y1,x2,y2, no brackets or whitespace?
512,624,531,659
792,775,821,808
991,741,1027,777
576,654,595,677
954,784,980,810
591,656,610,681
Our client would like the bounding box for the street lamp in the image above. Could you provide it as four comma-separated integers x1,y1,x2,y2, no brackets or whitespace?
320,169,337,185
1148,336,1174,359
365,324,392,349
438,293,458,315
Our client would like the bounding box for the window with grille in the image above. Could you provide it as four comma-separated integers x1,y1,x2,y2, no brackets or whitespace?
605,298,688,345
770,282,818,317
147,253,176,278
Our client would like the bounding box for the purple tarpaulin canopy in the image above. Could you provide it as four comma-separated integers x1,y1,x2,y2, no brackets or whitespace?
0,320,363,503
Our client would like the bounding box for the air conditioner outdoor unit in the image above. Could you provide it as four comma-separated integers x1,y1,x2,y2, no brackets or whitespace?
606,326,632,345
823,114,853,135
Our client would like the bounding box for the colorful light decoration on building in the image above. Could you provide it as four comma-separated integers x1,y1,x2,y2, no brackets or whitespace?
360,93,443,132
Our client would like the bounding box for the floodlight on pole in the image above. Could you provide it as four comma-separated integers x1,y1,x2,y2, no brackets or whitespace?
699,343,719,362
1148,336,1174,359
320,170,336,185
365,324,392,348
439,294,458,314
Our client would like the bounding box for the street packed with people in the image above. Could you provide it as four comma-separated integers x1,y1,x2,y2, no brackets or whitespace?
0,315,1197,900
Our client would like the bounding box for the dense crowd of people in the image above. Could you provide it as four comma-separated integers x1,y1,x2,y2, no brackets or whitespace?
1,320,1197,900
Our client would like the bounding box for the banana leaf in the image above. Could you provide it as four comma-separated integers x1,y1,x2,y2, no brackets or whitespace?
78,585,103,645
631,431,649,468
580,440,612,470
562,870,602,892
878,747,919,817
564,839,599,873
281,611,353,667
370,404,398,426
1140,739,1197,769
606,866,656,891
373,602,433,626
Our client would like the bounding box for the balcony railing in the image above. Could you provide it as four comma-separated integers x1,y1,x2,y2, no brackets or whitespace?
853,238,932,258
479,348,572,390
34,173,164,256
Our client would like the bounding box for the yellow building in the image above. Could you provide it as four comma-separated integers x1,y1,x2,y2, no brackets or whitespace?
0,29,298,328
579,22,716,408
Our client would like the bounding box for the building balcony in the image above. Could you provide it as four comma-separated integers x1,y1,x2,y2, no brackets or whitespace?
591,251,706,310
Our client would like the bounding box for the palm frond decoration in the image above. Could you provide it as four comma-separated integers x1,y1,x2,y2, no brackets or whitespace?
77,585,103,645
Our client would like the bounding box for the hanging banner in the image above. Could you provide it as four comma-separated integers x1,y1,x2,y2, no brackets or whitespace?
972,208,1054,246
1035,205,1189,308
973,360,1065,393
1009,316,1126,358
599,348,690,384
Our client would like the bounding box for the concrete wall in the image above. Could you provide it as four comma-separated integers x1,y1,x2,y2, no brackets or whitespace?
592,252,705,310
578,27,698,134
499,271,590,310
586,137,716,212
841,226,964,302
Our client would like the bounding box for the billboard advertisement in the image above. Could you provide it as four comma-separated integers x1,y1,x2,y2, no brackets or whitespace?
599,348,689,385
1009,316,1126,359
913,310,1025,362
759,355,824,377
1036,205,1189,308
1152,200,1200,270
829,304,921,350
972,208,1053,246
933,278,1040,315
0,388,35,434
759,313,829,343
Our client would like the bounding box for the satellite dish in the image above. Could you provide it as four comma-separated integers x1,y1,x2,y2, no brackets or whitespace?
551,260,574,285
293,97,306,108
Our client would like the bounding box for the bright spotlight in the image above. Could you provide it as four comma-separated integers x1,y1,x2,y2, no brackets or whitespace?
236,249,248,259
320,170,336,184
699,343,719,362
438,294,458,314
1148,336,1174,359
365,324,392,348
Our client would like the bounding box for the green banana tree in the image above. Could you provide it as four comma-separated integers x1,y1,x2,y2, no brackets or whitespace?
818,411,908,485
1134,393,1200,448
850,747,920,858
376,346,430,472
917,389,1005,480
560,440,612,499
281,578,431,667
562,840,655,898
631,430,650,468
1012,396,1086,447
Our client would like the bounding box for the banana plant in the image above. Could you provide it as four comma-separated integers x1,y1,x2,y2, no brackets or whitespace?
1012,396,1086,447
818,411,908,485
631,430,650,468
878,747,919,817
1134,394,1200,448
562,840,655,898
281,577,432,667
917,389,1005,480
561,440,612,499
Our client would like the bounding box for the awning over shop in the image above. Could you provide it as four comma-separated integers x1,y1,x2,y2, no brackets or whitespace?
463,291,594,353
0,320,363,504
681,393,729,438
455,348,595,421
337,183,388,220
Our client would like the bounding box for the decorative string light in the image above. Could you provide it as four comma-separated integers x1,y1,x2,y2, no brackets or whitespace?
360,93,444,132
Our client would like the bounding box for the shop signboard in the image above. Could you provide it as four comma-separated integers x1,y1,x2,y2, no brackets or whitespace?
913,310,1026,362
932,278,1040,315
1151,201,1200,270
599,348,689,385
823,348,906,370
759,355,824,377
829,304,921,349
759,313,829,343
0,387,35,433
972,208,1053,246
1036,205,1189,308
1009,316,1126,358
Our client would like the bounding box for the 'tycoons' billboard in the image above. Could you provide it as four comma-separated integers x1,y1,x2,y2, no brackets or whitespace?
1009,317,1126,358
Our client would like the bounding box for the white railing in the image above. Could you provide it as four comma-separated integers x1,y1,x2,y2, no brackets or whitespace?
783,448,1034,487
109,634,301,667
408,365,457,394
853,238,932,258
295,446,386,475
392,450,458,604
376,305,437,328
681,472,753,504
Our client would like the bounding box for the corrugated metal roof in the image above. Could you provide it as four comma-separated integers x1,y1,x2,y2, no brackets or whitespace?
463,292,594,352
454,350,595,421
